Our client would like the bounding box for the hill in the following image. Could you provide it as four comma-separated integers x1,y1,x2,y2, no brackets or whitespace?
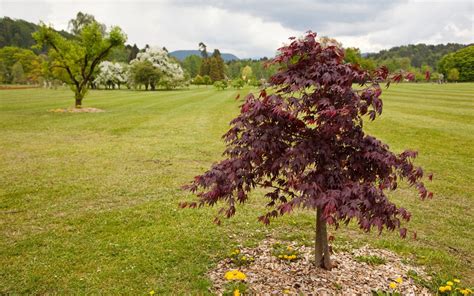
170,50,239,61
0,17,73,50
365,43,469,70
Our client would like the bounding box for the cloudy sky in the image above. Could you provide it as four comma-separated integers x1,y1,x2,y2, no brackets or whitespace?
1,0,473,58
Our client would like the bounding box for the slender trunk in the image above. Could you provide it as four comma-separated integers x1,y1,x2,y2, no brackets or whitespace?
315,207,332,269
75,88,84,108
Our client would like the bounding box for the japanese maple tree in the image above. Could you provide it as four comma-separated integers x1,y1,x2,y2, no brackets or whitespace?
182,32,432,270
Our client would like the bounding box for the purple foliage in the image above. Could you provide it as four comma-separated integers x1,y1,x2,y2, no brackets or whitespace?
182,32,432,238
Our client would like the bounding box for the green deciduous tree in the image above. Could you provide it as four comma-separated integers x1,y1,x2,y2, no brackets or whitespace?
213,80,227,90
231,78,245,89
193,74,204,86
203,75,212,85
447,68,460,82
68,12,105,36
0,46,43,84
33,20,126,107
182,54,202,78
241,65,253,81
451,46,474,82
438,53,455,77
130,60,161,90
344,47,362,65
11,61,25,83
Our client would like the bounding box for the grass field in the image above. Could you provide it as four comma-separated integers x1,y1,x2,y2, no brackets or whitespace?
1,83,473,294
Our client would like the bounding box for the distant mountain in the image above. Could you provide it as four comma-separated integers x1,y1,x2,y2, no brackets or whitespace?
170,50,239,61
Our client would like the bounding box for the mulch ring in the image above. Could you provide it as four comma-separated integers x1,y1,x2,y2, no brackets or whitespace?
209,238,432,295
48,107,105,113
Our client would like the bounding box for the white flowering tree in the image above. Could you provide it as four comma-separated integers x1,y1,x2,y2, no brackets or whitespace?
94,61,128,89
130,47,185,90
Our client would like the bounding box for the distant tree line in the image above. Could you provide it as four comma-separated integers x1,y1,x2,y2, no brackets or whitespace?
365,43,468,69
343,44,473,82
1,16,473,86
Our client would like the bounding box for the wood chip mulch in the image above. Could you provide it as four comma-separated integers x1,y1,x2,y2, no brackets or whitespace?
48,107,105,113
209,239,433,295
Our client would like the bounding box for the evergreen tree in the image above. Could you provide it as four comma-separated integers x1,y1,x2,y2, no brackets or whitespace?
211,49,225,80
128,44,140,62
198,42,208,58
209,58,219,82
200,58,211,76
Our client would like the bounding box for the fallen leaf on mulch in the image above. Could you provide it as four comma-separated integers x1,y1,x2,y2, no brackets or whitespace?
209,238,432,295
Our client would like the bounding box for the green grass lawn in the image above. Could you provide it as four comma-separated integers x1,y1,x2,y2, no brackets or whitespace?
1,83,473,293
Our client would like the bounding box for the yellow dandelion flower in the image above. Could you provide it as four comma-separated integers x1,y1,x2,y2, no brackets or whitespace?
389,282,397,289
233,289,240,296
447,281,454,286
242,256,246,260
445,285,452,291
395,277,403,284
283,255,288,259
224,270,247,281
149,290,155,295
235,249,240,254
287,246,293,251
278,255,283,258
439,286,446,293
454,279,461,283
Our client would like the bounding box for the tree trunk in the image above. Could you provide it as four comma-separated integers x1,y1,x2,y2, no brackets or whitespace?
75,89,84,108
315,207,332,269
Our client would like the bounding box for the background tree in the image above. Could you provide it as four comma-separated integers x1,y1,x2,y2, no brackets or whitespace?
0,46,43,84
209,49,225,81
213,80,227,90
437,53,455,77
198,42,208,59
447,68,460,82
11,61,25,83
33,19,126,107
241,65,253,81
443,45,474,82
130,46,185,90
231,78,245,89
68,12,105,36
182,32,431,270
344,47,362,65
182,54,202,78
107,46,129,63
192,74,204,86
128,44,140,62
129,60,160,90
202,75,212,85
0,60,8,83
94,61,127,89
